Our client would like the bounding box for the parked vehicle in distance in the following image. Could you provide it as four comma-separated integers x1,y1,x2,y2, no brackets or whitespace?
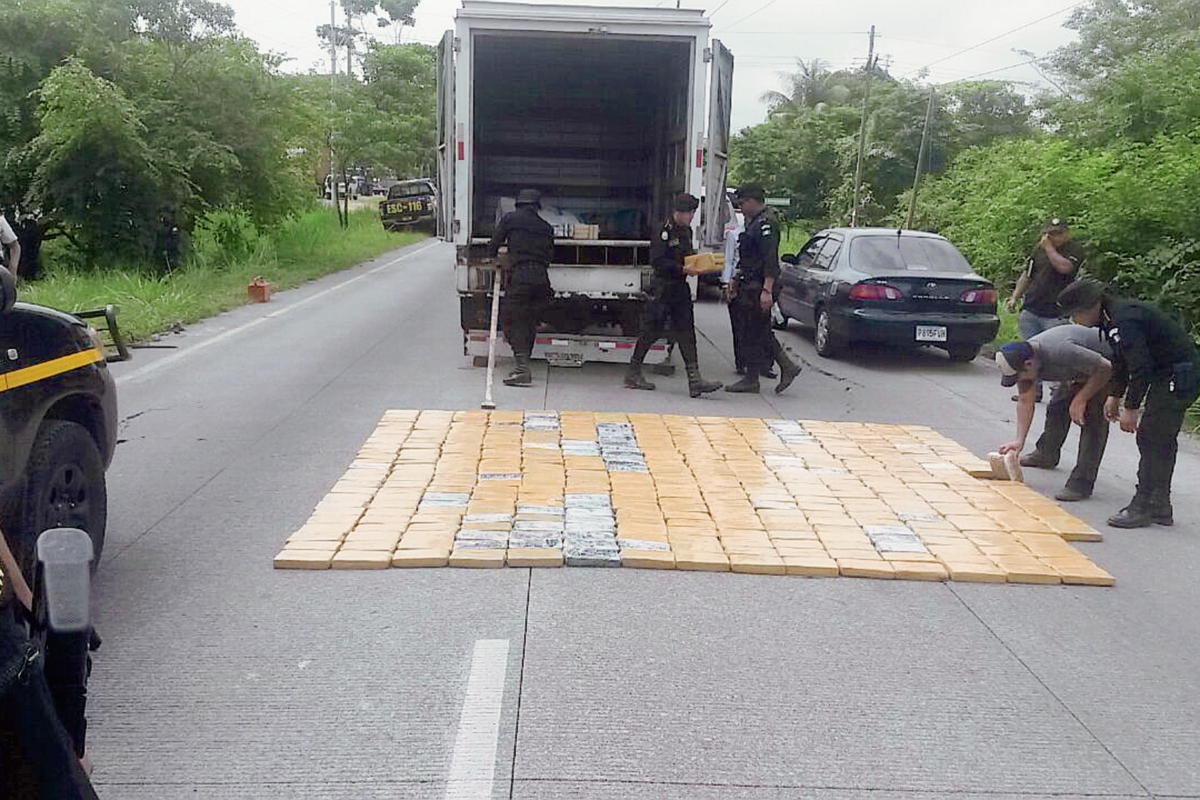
323,175,359,201
380,179,438,234
775,228,1000,361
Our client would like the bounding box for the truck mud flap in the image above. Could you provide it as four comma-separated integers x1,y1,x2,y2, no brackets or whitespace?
465,331,669,366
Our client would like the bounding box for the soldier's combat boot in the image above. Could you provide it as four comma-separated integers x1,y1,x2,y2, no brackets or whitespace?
503,354,532,387
1151,490,1174,526
724,376,760,394
775,358,802,395
1107,494,1153,529
624,366,656,391
686,366,722,398
624,341,656,390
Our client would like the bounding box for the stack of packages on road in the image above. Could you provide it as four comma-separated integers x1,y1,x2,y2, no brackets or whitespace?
274,410,1115,586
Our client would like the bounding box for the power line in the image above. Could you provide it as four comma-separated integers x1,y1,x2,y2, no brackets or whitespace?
901,0,1085,78
718,0,782,32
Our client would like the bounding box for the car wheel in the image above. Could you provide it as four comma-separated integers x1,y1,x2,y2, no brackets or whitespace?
814,307,842,358
947,344,982,363
13,420,107,579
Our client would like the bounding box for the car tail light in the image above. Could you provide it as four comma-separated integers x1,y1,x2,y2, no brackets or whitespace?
959,288,997,303
849,283,902,301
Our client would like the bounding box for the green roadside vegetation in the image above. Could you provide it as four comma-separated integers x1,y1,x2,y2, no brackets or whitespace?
21,209,423,343
742,1,1198,426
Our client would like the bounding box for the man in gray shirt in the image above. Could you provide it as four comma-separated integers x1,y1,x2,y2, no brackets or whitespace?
996,324,1113,501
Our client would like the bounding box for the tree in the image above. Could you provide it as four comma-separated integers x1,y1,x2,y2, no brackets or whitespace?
27,60,187,262
759,58,850,117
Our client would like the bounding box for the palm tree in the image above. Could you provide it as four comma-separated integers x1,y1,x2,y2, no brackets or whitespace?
760,58,845,116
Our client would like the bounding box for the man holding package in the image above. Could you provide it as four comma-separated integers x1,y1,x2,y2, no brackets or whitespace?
623,193,723,398
996,324,1113,502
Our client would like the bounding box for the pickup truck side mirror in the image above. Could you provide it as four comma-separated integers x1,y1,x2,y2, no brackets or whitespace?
781,254,799,266
0,266,15,313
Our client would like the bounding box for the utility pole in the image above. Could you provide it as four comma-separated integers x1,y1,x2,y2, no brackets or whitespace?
850,25,875,228
329,1,337,76
905,86,936,230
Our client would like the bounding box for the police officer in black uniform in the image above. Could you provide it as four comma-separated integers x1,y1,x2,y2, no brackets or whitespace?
1058,278,1200,528
623,193,722,397
488,189,555,387
725,186,801,394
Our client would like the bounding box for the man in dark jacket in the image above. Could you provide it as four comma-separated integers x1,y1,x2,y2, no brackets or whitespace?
488,189,555,387
624,193,722,398
725,185,801,394
1058,279,1200,527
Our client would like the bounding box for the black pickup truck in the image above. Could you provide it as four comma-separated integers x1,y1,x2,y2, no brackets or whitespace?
0,267,117,578
380,179,438,234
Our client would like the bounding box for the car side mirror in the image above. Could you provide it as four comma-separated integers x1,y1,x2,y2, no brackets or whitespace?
0,266,16,313
781,254,799,266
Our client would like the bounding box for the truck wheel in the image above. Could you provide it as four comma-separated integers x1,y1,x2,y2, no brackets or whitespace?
13,420,107,579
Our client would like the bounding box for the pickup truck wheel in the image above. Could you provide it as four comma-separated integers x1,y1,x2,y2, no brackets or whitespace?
13,420,107,579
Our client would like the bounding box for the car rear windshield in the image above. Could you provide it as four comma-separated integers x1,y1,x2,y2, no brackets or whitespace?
849,235,972,275
389,182,434,199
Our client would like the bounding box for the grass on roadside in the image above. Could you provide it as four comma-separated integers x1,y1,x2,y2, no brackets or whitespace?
21,209,424,343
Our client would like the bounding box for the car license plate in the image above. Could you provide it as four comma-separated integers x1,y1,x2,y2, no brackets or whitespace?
915,325,947,342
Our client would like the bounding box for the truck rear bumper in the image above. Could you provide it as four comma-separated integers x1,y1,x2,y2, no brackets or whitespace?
465,331,670,366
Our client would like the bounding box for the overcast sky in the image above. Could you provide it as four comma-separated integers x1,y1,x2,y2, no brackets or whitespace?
224,0,1085,131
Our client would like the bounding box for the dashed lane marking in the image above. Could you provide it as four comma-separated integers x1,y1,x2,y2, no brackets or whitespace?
445,639,510,800
273,410,1114,587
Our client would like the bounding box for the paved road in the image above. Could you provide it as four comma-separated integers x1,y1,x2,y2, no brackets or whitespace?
92,240,1199,799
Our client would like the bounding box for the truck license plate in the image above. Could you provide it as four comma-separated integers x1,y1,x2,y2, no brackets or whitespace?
915,325,947,342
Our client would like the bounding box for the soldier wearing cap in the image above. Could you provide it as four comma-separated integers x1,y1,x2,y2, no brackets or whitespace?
995,326,1112,502
624,193,722,397
1004,218,1086,401
724,185,801,394
488,189,555,387
1058,278,1200,527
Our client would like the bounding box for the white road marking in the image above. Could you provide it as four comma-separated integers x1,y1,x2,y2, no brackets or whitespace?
115,240,442,386
445,639,510,800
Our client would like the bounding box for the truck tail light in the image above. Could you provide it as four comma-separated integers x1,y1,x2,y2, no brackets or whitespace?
959,288,996,303
849,283,902,301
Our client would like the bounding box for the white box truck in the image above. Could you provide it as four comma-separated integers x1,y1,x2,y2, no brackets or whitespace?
437,1,734,366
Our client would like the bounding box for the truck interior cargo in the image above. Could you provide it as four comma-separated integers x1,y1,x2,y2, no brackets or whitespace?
471,33,692,243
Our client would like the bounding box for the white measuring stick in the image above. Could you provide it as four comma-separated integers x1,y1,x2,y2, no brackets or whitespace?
481,265,502,410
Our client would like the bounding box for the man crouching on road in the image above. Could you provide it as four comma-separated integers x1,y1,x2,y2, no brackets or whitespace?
996,324,1113,502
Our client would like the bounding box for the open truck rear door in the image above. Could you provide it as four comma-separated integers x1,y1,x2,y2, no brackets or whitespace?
436,30,456,241
702,39,734,249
